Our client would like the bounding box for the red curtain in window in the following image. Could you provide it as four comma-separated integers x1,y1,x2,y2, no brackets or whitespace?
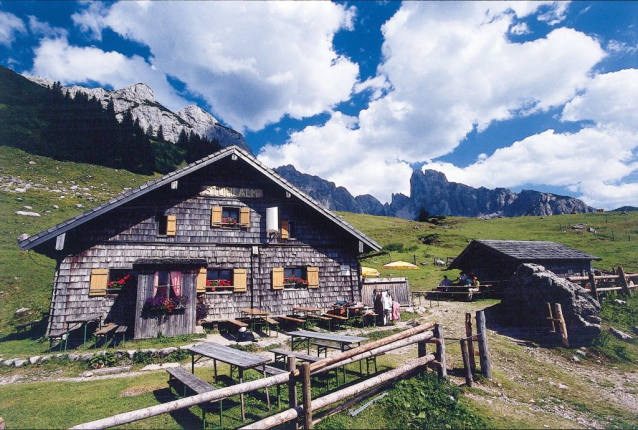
170,271,182,297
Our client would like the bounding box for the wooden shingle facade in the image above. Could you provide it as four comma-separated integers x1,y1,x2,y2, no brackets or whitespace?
19,147,381,339
449,240,601,281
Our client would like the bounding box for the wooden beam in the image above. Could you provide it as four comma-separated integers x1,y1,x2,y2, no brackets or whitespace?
476,311,492,379
460,339,473,387
241,354,436,430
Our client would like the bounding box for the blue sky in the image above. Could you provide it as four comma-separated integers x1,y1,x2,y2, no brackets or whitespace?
1,1,637,209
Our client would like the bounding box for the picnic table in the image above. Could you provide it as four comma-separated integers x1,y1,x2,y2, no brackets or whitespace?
240,308,269,333
187,342,271,421
64,314,101,350
284,330,368,354
284,330,370,380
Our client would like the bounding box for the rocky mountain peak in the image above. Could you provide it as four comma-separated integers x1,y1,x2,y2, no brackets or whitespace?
22,74,252,154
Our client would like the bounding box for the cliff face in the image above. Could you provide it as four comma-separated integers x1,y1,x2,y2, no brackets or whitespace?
24,76,252,153
276,165,595,218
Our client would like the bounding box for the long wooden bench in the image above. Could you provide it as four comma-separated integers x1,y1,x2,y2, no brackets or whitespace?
167,367,222,427
95,323,118,347
275,315,306,329
218,319,248,335
264,318,280,337
263,365,287,408
114,325,128,345
269,348,321,366
312,341,342,357
322,313,348,330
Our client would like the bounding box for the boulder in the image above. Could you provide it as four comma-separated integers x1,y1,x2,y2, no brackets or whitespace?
610,327,634,341
500,264,601,345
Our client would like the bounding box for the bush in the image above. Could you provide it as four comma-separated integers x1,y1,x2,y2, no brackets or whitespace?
418,233,441,245
88,352,118,369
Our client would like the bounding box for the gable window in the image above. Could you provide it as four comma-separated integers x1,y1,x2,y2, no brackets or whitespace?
157,215,176,236
283,267,308,289
206,269,233,293
107,269,138,293
281,220,297,240
211,206,250,228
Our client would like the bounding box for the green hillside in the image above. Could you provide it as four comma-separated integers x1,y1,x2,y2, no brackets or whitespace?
1,143,637,349
340,210,638,290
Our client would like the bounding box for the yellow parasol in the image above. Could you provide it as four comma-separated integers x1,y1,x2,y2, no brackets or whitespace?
361,267,381,278
381,261,420,270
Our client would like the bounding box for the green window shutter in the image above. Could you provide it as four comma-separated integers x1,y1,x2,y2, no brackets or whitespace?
89,269,108,296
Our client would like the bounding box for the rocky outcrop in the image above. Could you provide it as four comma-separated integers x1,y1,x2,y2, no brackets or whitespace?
500,263,601,345
23,75,252,153
276,165,595,219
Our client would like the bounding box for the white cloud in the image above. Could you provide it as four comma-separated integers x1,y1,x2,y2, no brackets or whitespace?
30,37,188,111
537,2,570,25
28,15,67,38
607,40,638,55
0,10,26,47
70,2,108,41
259,2,605,203
425,69,638,209
510,22,530,35
72,1,359,132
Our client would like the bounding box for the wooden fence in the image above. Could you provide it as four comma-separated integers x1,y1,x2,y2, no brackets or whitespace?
361,277,410,306
71,322,444,430
567,266,637,299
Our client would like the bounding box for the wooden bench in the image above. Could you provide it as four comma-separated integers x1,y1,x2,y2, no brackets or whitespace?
114,325,128,345
312,341,342,357
264,318,280,337
218,319,248,335
276,315,306,329
322,313,348,330
48,329,67,352
167,367,222,427
94,323,118,347
270,348,322,366
263,365,288,408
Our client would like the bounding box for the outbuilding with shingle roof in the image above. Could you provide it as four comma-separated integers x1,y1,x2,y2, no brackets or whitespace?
449,240,601,281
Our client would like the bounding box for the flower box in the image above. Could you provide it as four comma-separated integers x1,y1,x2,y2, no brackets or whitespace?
283,277,309,289
143,295,189,316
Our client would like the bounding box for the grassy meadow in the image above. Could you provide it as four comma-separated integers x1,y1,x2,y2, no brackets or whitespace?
1,145,638,429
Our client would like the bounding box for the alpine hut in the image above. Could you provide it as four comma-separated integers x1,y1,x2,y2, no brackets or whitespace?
18,147,381,339
449,239,601,282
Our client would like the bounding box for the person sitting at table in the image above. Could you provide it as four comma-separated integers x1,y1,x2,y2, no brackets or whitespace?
453,272,469,286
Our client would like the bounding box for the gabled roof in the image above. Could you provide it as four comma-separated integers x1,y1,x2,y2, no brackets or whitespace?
18,146,381,252
449,239,601,269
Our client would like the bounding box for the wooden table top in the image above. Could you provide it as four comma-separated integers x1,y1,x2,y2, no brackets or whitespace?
240,308,269,316
284,330,368,344
188,342,271,369
65,315,101,324
292,306,322,313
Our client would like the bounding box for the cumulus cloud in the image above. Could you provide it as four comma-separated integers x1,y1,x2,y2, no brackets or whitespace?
0,10,26,47
70,2,108,40
259,1,605,203
71,1,359,132
28,15,67,38
425,69,638,209
30,37,188,111
510,22,531,35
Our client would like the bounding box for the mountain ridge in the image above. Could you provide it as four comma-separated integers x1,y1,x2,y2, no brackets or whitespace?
23,75,252,153
275,164,596,218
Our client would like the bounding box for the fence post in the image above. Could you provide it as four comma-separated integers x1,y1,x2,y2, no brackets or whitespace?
588,272,598,299
301,363,312,430
465,313,476,372
434,323,447,378
288,356,298,429
618,266,632,296
476,310,492,379
460,339,473,387
554,303,569,348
